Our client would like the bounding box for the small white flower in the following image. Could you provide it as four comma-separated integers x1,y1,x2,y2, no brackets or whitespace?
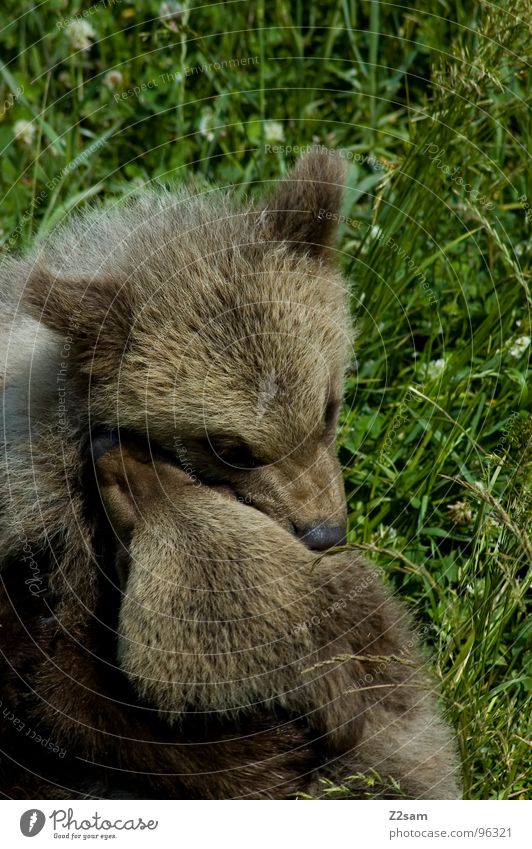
370,225,382,240
65,20,96,52
198,108,215,142
263,121,285,143
422,357,446,380
374,524,399,545
508,335,530,359
159,1,183,31
13,119,35,146
104,70,124,90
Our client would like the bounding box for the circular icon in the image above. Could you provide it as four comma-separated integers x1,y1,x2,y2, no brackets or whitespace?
20,810,46,837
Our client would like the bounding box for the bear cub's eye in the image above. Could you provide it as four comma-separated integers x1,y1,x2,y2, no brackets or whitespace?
210,438,265,470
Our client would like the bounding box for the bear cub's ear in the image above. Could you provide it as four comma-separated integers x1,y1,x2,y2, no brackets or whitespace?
93,437,151,542
261,149,347,258
22,267,133,377
93,434,194,541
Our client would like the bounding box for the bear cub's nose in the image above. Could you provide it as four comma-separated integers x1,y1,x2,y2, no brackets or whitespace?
296,523,347,551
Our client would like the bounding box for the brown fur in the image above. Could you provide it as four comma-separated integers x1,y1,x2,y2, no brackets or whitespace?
102,442,461,798
0,575,319,799
0,152,460,798
1,152,350,592
0,151,354,798
1,439,460,798
0,157,353,782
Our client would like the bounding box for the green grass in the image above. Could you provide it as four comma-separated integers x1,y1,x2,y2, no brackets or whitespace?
1,0,530,799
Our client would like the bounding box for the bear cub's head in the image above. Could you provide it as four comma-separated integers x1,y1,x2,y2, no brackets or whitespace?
24,150,351,549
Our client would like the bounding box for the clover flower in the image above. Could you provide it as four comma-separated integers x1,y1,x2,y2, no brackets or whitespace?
159,1,184,31
13,119,35,146
65,20,96,52
508,335,530,359
263,121,285,143
422,357,446,380
104,70,124,90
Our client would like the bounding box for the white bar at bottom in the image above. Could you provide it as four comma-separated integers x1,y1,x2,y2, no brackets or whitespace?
2,799,530,848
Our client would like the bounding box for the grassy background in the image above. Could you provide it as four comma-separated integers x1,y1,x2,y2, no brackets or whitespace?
1,0,530,799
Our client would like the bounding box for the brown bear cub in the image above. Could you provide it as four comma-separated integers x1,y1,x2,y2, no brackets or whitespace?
1,150,351,796
0,150,460,798
0,435,460,799
1,149,350,592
